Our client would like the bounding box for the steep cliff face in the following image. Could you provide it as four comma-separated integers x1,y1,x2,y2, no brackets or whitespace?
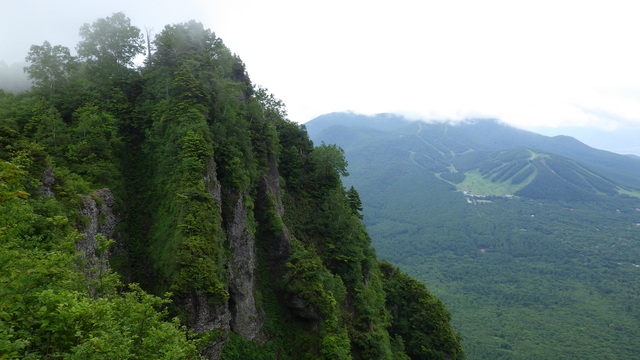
179,156,233,358
227,194,264,342
1,16,464,360
183,293,231,359
174,153,282,358
260,154,292,262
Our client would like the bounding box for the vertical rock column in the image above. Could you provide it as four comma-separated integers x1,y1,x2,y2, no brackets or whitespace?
184,158,231,360
227,194,265,342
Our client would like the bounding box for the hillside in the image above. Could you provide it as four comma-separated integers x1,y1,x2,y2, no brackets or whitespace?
307,112,640,359
0,15,463,360
307,113,640,198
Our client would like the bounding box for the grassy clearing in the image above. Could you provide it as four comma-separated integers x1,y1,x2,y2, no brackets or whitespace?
455,169,534,196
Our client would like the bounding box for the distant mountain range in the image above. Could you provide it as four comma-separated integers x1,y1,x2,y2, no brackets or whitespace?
531,124,640,158
306,112,640,359
306,112,640,201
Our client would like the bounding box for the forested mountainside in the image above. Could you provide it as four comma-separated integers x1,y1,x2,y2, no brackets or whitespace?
0,13,463,359
307,112,640,359
307,112,640,196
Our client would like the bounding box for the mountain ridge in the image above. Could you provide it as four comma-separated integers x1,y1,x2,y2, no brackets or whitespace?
307,112,640,199
308,111,640,359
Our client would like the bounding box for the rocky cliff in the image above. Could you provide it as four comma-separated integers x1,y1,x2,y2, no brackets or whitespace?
0,15,464,360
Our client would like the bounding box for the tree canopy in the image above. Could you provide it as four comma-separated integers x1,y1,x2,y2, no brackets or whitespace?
77,12,144,69
2,13,464,360
24,41,76,90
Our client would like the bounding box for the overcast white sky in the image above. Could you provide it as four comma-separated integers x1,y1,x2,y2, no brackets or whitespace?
2,0,640,153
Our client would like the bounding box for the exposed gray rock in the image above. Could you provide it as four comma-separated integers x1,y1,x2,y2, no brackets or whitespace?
77,188,118,277
227,194,265,343
204,157,222,204
184,154,287,358
265,153,285,217
40,166,55,198
188,157,247,358
183,293,231,360
261,154,291,260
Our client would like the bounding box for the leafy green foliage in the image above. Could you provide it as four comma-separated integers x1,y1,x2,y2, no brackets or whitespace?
24,99,69,153
0,160,201,359
309,142,349,190
346,186,364,218
283,238,351,360
77,12,144,73
380,262,464,360
170,130,228,304
3,15,465,360
64,104,123,185
281,141,409,359
221,332,281,360
24,41,77,90
276,121,314,191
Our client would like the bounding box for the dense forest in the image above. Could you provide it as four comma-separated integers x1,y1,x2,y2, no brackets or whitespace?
307,113,640,359
0,13,463,359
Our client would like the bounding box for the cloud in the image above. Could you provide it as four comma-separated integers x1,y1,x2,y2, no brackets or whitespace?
2,0,639,139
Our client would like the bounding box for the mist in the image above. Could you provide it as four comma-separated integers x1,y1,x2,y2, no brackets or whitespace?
2,1,640,156
0,1,214,65
0,61,32,92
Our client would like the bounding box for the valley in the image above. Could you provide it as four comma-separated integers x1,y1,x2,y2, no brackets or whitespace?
308,112,640,359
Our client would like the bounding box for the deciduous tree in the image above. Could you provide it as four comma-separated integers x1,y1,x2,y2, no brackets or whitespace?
24,41,76,90
77,12,144,80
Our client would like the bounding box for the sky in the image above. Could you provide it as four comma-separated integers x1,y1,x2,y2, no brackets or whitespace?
2,0,640,154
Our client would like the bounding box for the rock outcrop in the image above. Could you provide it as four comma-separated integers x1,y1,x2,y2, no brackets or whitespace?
227,194,265,342
39,166,55,198
77,188,118,276
183,293,231,360
186,156,267,358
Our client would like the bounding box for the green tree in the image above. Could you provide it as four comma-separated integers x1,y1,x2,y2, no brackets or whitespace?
309,143,349,191
380,261,464,360
77,12,144,79
24,41,77,90
346,186,364,219
283,238,352,360
151,20,229,71
22,99,68,155
65,104,122,184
